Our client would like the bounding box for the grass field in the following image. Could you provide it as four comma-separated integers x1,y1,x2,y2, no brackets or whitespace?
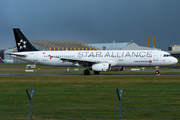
0,60,180,119
0,76,180,119
1,76,180,89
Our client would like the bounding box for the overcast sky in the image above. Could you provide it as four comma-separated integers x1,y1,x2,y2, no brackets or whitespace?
1,0,180,50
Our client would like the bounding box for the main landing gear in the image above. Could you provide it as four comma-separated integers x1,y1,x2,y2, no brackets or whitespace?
83,70,100,75
155,66,160,76
84,69,90,75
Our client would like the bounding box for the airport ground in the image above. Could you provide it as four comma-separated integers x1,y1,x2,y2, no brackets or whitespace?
0,60,180,119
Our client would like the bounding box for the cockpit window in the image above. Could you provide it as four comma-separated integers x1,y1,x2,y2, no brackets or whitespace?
164,54,172,57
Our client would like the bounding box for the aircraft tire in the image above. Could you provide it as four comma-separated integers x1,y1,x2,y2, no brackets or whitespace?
155,70,160,74
84,69,90,75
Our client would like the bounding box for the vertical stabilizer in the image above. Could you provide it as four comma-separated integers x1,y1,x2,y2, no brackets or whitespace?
0,57,4,63
13,28,38,52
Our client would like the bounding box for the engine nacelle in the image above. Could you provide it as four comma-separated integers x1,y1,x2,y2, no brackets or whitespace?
111,67,124,71
92,63,111,71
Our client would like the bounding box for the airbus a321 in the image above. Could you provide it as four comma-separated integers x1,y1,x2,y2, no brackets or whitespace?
11,28,178,75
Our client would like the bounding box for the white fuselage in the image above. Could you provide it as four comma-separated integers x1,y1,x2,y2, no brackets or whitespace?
12,50,178,67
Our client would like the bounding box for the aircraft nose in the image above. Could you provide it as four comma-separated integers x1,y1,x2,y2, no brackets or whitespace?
173,58,178,64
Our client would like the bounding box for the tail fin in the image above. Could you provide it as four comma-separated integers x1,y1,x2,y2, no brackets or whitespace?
0,57,4,63
13,28,38,52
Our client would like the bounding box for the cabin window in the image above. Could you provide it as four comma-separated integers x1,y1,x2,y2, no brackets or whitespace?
164,54,172,57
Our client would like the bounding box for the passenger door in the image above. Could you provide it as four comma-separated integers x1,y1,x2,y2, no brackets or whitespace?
153,52,158,61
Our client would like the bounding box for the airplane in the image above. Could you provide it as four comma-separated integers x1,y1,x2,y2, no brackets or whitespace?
11,28,178,75
0,57,14,63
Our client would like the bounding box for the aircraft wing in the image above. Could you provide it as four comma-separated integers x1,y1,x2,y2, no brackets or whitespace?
60,57,107,66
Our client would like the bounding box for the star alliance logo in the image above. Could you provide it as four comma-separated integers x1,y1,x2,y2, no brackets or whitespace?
18,39,27,50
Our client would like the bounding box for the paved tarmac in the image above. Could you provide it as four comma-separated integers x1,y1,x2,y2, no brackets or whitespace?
0,74,180,76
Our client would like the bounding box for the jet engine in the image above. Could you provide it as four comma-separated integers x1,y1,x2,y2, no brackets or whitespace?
92,63,111,71
111,67,124,71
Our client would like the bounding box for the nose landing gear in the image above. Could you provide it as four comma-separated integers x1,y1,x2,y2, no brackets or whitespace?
155,66,160,76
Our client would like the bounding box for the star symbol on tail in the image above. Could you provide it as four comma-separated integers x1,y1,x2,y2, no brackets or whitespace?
18,39,27,50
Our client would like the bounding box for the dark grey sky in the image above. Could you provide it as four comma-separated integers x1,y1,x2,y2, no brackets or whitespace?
1,0,180,50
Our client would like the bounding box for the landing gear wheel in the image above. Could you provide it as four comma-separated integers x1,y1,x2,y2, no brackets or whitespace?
94,71,100,74
155,70,159,74
155,66,160,76
84,69,90,75
155,70,160,76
